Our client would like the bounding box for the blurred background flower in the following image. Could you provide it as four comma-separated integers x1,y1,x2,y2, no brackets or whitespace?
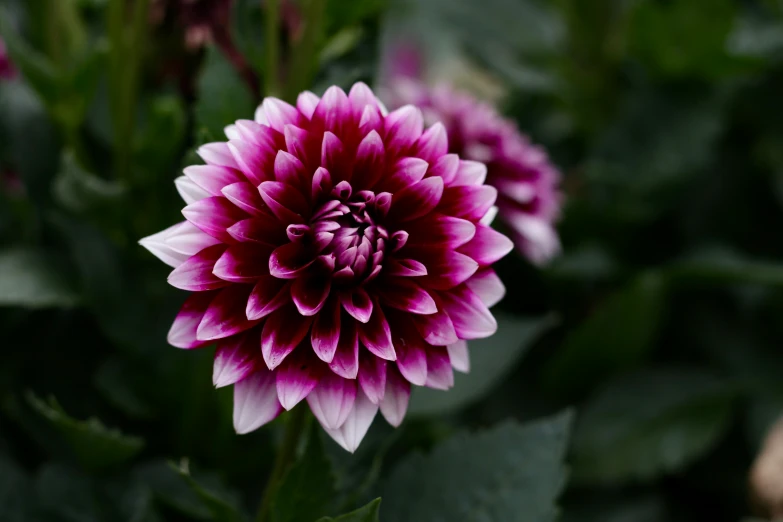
0,37,15,79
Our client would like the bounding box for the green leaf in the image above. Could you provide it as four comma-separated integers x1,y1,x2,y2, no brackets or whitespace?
195,46,255,141
571,368,737,485
382,411,572,522
231,0,265,76
93,358,156,420
27,393,144,471
133,462,211,520
408,313,556,416
0,248,79,308
315,498,381,522
170,461,247,522
669,246,783,287
53,151,126,213
273,426,337,522
543,272,666,396
35,464,102,522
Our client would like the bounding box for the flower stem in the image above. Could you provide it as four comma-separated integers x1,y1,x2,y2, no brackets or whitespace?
264,0,281,97
255,405,309,522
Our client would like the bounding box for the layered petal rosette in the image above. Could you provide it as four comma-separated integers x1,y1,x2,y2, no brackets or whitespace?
141,83,511,451
385,81,562,265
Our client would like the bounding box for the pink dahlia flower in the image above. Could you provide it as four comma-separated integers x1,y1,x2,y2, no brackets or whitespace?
141,83,511,451
0,38,16,80
384,81,562,265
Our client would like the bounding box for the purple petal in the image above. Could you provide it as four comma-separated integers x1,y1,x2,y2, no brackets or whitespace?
227,218,285,247
269,242,315,279
419,251,479,290
313,86,351,136
358,353,387,404
246,275,290,320
384,105,423,156
384,258,427,278
465,268,505,307
307,372,357,430
168,244,231,291
358,104,383,136
429,154,459,185
258,181,308,223
213,330,259,387
311,297,341,363
341,288,373,323
376,278,437,315
358,304,396,361
274,149,308,189
390,317,428,386
213,243,272,283
379,366,410,427
221,182,271,218
321,132,349,183
458,223,513,266
329,319,360,379
198,142,241,170
438,185,497,221
297,91,320,119
276,349,323,410
447,340,470,373
291,271,332,316
348,82,381,117
312,166,334,201
167,291,217,348
283,125,318,170
425,347,454,390
388,176,444,222
175,176,210,204
197,285,259,341
352,130,386,190
140,221,217,268
233,369,282,434
184,165,243,197
452,160,487,186
258,97,301,132
227,139,267,183
414,122,447,164
182,196,246,243
439,284,497,340
323,389,378,453
382,157,429,193
412,306,459,346
406,214,476,249
261,304,314,370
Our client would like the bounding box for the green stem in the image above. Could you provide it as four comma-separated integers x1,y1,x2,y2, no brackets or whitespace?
264,0,281,97
255,406,309,522
285,0,325,102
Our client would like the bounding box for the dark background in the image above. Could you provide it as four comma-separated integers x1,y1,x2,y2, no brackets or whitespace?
1,0,783,521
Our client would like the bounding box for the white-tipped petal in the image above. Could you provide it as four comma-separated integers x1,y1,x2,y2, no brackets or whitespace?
233,370,281,434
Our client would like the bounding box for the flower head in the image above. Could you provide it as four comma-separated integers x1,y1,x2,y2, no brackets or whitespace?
141,83,511,451
384,81,562,265
0,38,16,80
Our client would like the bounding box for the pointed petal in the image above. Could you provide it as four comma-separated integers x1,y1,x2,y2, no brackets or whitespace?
139,222,193,268
452,160,487,186
227,218,285,247
439,284,497,340
168,244,231,291
329,318,360,379
291,271,332,316
419,251,479,290
175,176,210,204
258,181,308,223
381,156,428,194
429,154,459,185
168,291,217,348
311,296,341,363
313,86,351,136
276,349,322,410
352,130,386,189
447,340,470,373
438,185,497,221
182,196,246,243
413,122,447,164
269,242,315,279
380,366,410,427
164,221,222,256
358,353,387,404
458,223,513,266
297,91,320,119
184,165,243,196
388,176,444,222
376,278,437,314
384,105,423,155
259,97,301,132
358,304,396,361
198,142,240,170
274,149,308,188
348,82,381,116
233,369,282,434
213,330,259,387
307,372,357,430
261,304,313,370
222,182,271,218
246,275,290,320
390,316,428,386
412,306,458,346
406,214,476,249
425,347,454,390
340,288,373,323
465,268,505,307
384,258,428,277
323,390,378,453
197,285,258,341
213,243,272,283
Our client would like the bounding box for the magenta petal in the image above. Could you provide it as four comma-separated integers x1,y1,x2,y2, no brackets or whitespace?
384,258,428,277
246,275,289,320
258,181,308,224
388,176,444,222
213,330,259,387
291,271,332,316
323,389,378,453
458,223,514,266
439,284,497,340
425,347,454,390
165,222,223,256
429,154,460,184
407,214,476,249
274,149,308,189
380,366,410,427
297,91,320,119
358,353,387,404
182,197,246,243
329,319,360,379
384,105,423,155
269,242,315,279
168,244,231,291
447,340,470,373
260,97,301,132
352,130,386,189
196,285,259,341
465,268,506,307
227,218,284,247
213,244,272,283
261,304,313,370
383,157,428,192
321,132,348,182
313,86,352,135
420,251,479,290
452,160,487,186
307,372,357,430
438,185,497,221
358,104,383,136
312,166,334,201
414,122,448,164
348,82,381,116
283,125,317,170
167,291,217,348
376,278,437,315
198,142,241,170
233,369,282,434
227,139,266,182
175,176,210,204
358,304,396,361
184,165,243,196
222,182,270,218
311,297,341,363
393,324,428,386
412,307,459,346
340,288,373,323
275,350,322,410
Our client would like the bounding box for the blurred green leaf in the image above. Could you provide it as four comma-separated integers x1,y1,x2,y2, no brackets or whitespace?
195,46,255,141
93,358,156,420
53,151,126,213
273,425,337,522
171,461,247,522
560,494,668,522
0,454,33,522
382,411,572,522
571,368,737,485
133,95,187,183
27,393,144,471
0,248,79,308
315,498,381,522
133,462,211,520
409,313,556,416
544,272,666,396
118,482,165,522
546,244,620,281
670,247,783,287
35,464,102,522
231,0,265,77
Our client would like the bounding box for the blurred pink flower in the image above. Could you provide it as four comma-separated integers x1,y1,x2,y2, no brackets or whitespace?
141,83,511,451
0,38,16,80
384,81,562,265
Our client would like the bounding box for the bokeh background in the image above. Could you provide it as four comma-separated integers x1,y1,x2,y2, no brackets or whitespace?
2,0,783,521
